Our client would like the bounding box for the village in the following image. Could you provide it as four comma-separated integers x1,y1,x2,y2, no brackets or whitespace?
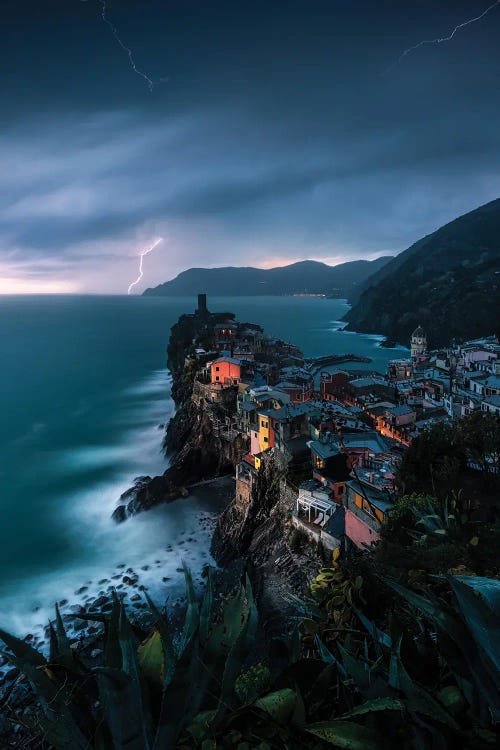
182,294,500,555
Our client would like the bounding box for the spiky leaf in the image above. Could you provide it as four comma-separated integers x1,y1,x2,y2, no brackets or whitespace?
306,720,382,749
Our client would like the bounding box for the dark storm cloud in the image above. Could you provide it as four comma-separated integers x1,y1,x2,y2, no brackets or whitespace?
0,1,499,291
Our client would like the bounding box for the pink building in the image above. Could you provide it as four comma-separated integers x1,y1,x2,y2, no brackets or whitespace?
345,509,381,548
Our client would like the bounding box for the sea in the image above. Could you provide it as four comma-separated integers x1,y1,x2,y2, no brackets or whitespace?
0,294,407,645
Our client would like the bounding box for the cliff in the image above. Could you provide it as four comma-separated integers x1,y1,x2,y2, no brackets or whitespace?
113,306,247,521
114,304,316,626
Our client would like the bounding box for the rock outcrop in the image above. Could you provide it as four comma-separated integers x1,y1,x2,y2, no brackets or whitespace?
113,306,245,521
212,453,318,635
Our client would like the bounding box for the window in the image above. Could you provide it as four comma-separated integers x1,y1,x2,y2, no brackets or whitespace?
362,500,376,519
216,376,219,381
261,419,268,428
216,366,220,371
263,436,269,443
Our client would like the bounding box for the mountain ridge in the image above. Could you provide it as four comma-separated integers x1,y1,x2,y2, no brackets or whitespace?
143,256,392,299
344,198,500,347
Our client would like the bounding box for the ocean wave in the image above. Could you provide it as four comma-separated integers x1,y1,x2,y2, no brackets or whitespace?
0,367,196,649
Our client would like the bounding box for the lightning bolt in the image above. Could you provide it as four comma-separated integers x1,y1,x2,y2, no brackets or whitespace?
390,0,500,69
127,238,163,295
98,0,167,92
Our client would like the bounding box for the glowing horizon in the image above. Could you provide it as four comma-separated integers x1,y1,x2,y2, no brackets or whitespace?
0,277,79,295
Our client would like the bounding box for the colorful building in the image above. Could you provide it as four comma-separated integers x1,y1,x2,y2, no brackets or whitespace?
257,410,276,453
210,357,242,386
344,479,393,548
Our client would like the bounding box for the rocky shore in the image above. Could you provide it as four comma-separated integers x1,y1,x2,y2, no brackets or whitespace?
0,476,234,706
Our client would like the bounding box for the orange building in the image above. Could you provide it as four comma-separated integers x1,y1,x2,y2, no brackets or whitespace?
210,357,242,386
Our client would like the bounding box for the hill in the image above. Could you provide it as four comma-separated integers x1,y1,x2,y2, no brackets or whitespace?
344,198,500,347
143,257,391,299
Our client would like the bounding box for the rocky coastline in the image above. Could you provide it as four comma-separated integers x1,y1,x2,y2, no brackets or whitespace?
0,301,352,735
111,305,327,629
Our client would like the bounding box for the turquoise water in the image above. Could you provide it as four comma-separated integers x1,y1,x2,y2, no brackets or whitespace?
0,294,406,638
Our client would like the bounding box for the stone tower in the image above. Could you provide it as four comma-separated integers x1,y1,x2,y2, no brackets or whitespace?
411,325,427,360
196,293,208,315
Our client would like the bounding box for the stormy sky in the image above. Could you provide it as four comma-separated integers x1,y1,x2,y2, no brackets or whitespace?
1,1,499,294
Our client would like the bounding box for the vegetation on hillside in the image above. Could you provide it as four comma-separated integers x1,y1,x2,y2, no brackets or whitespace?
344,198,500,346
1,559,498,749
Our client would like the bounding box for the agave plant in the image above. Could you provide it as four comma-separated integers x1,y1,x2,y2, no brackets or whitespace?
1,566,499,750
0,565,262,749
286,563,500,750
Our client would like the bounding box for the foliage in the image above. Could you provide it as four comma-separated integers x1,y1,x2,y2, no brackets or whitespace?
292,564,500,749
382,493,438,545
457,411,500,486
398,414,500,498
397,423,465,496
377,490,500,577
0,567,262,749
2,563,499,750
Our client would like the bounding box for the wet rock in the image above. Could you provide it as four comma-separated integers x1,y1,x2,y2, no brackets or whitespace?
75,586,88,595
141,565,150,571
58,599,68,607
131,594,141,602
162,577,171,582
92,596,109,608
112,505,128,523
123,575,138,586
98,578,109,585
119,476,151,502
91,648,103,659
114,472,190,521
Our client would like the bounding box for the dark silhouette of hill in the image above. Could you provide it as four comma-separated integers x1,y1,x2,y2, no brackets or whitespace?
143,257,391,299
344,198,500,347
